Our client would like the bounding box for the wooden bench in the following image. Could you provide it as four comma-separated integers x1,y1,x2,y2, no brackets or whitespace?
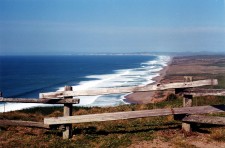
1,79,224,139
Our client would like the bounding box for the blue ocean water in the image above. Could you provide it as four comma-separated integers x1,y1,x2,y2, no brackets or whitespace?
0,55,170,112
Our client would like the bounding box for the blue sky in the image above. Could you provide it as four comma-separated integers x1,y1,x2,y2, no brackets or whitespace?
0,0,225,55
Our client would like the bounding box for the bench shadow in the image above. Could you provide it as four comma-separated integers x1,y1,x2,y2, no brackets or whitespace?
211,105,225,112
72,123,181,136
192,123,224,134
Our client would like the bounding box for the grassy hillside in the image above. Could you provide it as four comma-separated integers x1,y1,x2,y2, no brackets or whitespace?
1,56,225,147
1,93,225,147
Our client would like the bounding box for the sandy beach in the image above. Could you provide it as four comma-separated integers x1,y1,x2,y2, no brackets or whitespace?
125,55,225,104
125,57,172,104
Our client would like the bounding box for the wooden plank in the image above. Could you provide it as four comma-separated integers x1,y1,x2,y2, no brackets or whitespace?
44,105,225,125
0,119,49,129
183,89,225,97
39,92,64,99
40,79,218,98
63,86,73,139
0,98,79,104
183,115,225,125
182,94,193,132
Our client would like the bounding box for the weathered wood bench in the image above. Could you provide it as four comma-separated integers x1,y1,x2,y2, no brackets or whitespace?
1,79,225,139
44,105,225,125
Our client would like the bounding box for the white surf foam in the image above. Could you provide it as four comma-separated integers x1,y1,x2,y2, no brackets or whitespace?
72,55,171,107
0,103,52,112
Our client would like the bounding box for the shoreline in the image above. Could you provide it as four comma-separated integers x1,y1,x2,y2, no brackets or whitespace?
124,55,225,104
124,57,172,104
0,55,171,112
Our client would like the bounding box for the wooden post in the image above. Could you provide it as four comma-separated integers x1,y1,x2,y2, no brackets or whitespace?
183,95,192,107
182,94,193,133
63,86,73,139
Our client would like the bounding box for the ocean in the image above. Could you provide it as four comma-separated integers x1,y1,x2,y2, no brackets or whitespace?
0,55,170,112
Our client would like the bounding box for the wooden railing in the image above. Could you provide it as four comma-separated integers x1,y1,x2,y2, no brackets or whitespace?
39,79,218,98
1,79,225,139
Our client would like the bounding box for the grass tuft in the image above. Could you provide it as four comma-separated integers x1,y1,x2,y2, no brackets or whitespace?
211,129,225,142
